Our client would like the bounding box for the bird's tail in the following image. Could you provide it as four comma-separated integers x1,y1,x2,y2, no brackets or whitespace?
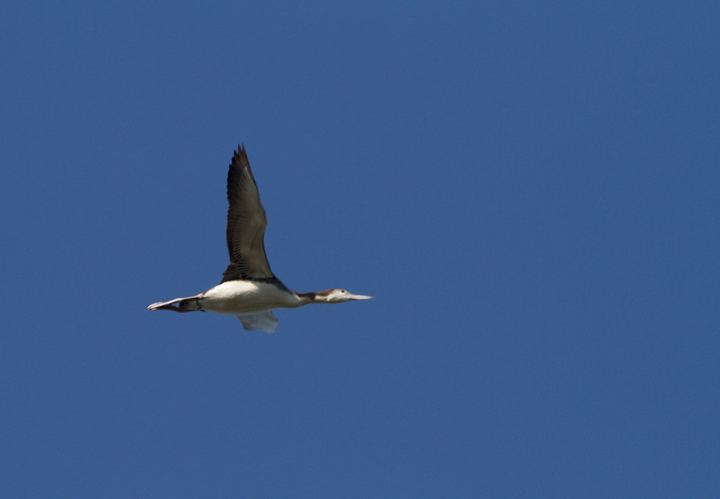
148,294,203,312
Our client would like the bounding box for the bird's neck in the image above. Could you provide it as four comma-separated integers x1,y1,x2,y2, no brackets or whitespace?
293,291,326,305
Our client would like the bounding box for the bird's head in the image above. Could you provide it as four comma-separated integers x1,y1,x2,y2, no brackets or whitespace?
313,289,373,304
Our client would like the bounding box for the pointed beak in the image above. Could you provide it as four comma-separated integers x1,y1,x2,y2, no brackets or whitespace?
348,293,373,301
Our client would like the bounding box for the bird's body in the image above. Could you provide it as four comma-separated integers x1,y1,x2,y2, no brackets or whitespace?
148,145,371,333
201,279,302,315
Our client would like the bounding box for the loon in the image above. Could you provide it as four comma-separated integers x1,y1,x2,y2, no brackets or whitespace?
148,145,372,333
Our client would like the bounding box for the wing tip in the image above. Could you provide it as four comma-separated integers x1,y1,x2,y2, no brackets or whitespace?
233,143,247,163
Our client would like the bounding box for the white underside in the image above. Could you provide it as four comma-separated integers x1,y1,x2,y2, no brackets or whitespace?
199,280,302,315
236,310,279,334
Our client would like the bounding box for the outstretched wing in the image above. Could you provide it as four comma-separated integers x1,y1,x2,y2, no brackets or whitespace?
236,311,279,334
222,145,274,282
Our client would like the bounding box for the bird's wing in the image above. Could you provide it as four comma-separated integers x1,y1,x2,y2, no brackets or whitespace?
236,310,279,334
222,145,274,282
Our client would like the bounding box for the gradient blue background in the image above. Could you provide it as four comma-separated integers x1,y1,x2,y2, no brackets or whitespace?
2,2,719,497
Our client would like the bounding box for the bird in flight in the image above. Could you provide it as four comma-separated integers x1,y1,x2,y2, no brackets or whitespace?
148,145,372,333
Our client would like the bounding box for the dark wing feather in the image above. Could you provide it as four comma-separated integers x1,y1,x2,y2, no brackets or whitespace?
221,145,274,282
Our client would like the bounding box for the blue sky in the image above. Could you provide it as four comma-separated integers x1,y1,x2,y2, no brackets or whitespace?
2,1,719,497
